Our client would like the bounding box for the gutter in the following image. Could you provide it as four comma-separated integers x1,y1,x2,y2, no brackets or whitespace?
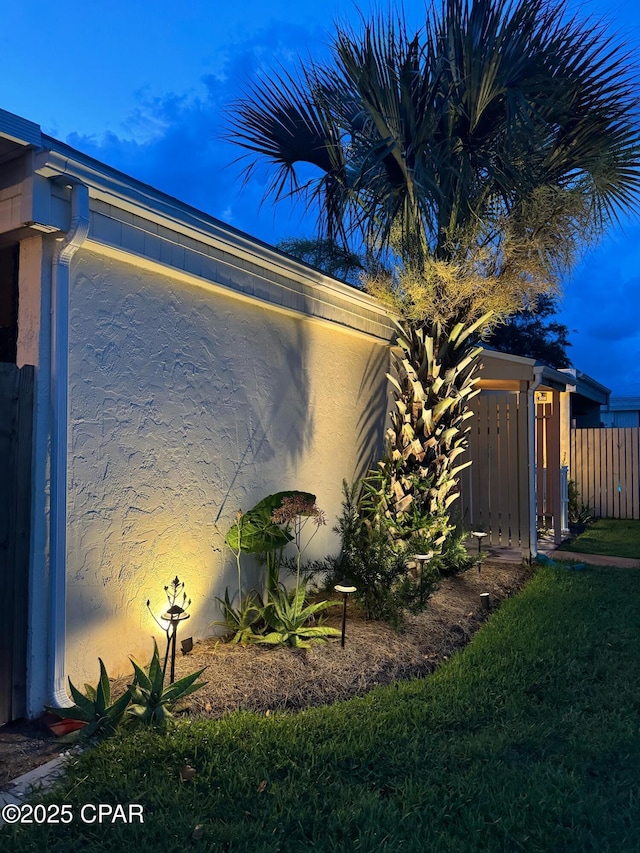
49,182,89,708
527,366,545,561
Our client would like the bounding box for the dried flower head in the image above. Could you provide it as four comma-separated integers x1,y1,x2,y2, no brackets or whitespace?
271,494,322,525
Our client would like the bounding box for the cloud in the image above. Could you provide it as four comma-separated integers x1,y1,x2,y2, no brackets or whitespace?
62,22,327,246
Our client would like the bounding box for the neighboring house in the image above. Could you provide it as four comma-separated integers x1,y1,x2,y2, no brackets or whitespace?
559,368,611,427
601,397,640,428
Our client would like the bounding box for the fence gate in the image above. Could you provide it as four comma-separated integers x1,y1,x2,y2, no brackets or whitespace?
0,363,34,724
458,391,531,556
571,427,640,519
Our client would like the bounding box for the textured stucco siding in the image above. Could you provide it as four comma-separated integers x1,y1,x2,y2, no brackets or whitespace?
66,248,389,682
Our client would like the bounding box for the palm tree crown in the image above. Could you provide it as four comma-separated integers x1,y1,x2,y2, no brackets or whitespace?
230,0,640,283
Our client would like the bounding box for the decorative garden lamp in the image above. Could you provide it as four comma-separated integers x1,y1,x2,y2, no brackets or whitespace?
147,576,191,684
334,583,357,648
471,531,488,573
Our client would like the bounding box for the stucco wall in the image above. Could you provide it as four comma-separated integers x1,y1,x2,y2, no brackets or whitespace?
66,248,389,682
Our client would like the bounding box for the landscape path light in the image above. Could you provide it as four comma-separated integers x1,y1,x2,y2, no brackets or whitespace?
471,531,488,573
413,552,434,607
334,583,357,648
147,576,191,684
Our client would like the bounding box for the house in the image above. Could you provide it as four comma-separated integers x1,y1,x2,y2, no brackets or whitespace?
601,397,640,428
0,107,606,724
0,108,395,723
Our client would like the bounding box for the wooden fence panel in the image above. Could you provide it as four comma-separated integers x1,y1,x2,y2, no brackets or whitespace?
570,427,640,519
0,363,34,724
459,391,531,555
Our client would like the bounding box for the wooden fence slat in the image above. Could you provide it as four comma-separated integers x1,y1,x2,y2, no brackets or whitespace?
517,391,531,554
609,428,616,516
495,397,509,545
622,427,635,520
631,430,640,520
490,395,499,541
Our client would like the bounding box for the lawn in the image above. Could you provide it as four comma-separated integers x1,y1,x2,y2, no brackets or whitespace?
559,518,640,559
4,564,640,852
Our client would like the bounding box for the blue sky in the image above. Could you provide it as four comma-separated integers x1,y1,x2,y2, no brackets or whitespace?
2,0,639,395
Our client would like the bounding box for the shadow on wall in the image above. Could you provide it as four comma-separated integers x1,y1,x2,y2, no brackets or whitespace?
353,343,391,483
212,315,313,526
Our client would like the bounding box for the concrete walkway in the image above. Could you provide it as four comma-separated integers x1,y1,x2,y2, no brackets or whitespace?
0,755,70,826
542,548,640,569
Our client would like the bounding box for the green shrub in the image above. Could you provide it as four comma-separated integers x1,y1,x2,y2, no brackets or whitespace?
568,479,593,529
330,479,442,626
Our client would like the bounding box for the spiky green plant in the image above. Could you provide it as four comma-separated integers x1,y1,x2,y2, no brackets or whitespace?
46,659,131,741
126,640,206,729
212,588,263,645
253,585,340,648
381,315,488,539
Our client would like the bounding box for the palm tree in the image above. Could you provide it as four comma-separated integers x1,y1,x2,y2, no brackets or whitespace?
229,0,640,547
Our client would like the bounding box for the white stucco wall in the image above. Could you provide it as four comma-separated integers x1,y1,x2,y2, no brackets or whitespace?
65,248,389,682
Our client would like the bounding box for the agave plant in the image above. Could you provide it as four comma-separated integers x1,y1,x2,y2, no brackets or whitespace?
253,585,340,649
212,588,263,645
46,659,130,741
126,640,206,729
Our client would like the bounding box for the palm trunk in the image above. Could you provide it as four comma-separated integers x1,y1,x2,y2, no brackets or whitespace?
378,312,492,550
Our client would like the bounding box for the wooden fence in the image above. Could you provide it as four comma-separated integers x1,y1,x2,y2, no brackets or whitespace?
571,427,640,520
458,391,532,556
0,363,34,724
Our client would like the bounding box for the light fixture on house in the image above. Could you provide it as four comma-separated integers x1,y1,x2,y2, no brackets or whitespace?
147,576,191,684
334,583,357,648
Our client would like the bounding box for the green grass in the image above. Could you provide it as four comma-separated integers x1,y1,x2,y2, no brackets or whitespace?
559,518,640,559
5,565,640,852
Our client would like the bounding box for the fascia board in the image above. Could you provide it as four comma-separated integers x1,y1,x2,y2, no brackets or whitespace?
33,144,390,323
478,347,536,368
538,365,572,392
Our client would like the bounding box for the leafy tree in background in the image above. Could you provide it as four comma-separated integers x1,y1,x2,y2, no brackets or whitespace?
277,237,365,286
486,294,572,368
229,0,640,550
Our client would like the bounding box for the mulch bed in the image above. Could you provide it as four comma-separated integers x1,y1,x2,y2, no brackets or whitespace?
0,559,532,788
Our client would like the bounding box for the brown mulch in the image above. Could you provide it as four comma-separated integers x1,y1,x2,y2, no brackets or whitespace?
0,559,532,789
